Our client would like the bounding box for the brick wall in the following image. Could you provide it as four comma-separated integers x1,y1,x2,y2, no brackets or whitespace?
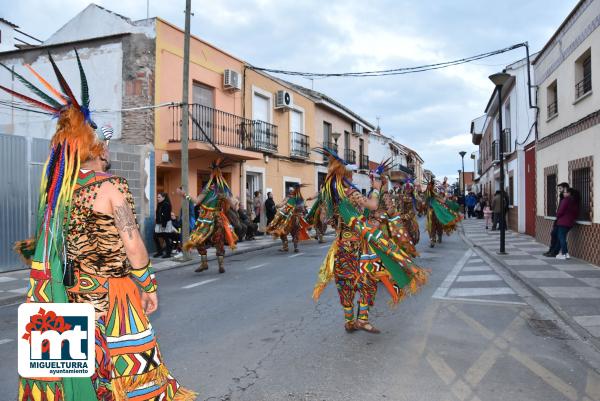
120,34,156,145
536,216,600,266
108,141,154,246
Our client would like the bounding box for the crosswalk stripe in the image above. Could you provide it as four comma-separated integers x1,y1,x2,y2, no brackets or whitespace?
448,287,515,297
289,253,304,258
456,274,502,282
0,339,13,345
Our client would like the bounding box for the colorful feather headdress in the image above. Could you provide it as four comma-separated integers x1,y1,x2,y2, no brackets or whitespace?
370,158,394,179
2,51,104,286
200,158,233,208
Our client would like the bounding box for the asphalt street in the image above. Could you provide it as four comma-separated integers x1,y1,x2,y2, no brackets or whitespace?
2,221,600,401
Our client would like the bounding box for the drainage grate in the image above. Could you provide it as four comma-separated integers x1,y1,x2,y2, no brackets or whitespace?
527,318,573,340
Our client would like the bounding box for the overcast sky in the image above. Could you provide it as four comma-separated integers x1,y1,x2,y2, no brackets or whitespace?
3,0,579,179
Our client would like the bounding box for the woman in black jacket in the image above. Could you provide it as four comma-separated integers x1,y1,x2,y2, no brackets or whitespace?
153,192,174,257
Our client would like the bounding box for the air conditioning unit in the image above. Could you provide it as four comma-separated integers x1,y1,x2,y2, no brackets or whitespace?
275,90,293,110
352,122,363,136
223,69,241,91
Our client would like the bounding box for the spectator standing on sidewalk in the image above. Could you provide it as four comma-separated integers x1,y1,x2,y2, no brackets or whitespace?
466,192,477,218
153,192,174,258
253,191,262,223
491,190,509,231
265,191,276,225
483,203,493,229
544,182,570,257
554,187,580,260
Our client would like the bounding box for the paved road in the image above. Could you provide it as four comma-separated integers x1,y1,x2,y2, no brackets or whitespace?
2,222,600,401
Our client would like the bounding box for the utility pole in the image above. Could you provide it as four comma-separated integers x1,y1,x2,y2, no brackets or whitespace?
180,0,192,260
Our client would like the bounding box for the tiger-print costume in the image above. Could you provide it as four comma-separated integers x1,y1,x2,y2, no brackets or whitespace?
62,170,196,401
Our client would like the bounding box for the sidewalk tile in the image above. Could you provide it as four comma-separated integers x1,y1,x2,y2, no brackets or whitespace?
540,286,600,298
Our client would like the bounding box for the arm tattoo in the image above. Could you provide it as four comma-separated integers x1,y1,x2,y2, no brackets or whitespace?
114,203,137,240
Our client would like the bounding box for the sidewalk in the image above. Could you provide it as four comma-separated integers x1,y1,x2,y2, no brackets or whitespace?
0,234,284,306
461,217,600,351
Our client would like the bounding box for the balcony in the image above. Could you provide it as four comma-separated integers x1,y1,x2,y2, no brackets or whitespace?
575,74,592,99
477,158,482,176
169,103,278,154
359,155,369,170
290,132,310,159
322,141,338,163
491,129,511,161
344,149,356,165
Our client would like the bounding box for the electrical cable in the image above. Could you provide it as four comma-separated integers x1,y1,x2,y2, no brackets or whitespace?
248,43,527,78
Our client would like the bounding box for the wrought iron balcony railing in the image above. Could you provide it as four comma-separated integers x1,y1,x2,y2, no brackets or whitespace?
322,141,338,163
360,155,369,170
344,149,356,165
290,132,310,158
575,74,592,99
170,103,278,153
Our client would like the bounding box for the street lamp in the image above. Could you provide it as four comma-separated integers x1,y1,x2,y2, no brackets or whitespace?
489,72,511,255
459,151,467,214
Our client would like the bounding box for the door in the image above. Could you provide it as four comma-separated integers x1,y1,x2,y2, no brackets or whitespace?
290,110,304,155
252,92,270,149
192,82,214,141
524,143,536,236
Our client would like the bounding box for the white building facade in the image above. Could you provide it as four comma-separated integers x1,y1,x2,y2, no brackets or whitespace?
533,0,600,265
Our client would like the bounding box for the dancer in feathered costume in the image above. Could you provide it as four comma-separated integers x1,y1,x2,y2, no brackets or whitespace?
424,176,462,248
5,52,195,401
179,159,237,273
266,184,311,253
397,179,421,246
366,161,418,259
309,148,428,334
306,192,328,244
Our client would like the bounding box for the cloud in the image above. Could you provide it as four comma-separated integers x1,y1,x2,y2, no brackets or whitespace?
2,0,580,178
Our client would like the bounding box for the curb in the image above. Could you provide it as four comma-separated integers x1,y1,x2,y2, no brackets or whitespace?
458,225,600,353
0,238,289,308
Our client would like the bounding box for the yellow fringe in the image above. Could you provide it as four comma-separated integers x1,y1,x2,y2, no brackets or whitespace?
312,242,338,302
173,386,198,401
112,364,170,401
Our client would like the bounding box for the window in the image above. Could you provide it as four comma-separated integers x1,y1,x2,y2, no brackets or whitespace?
291,109,303,134
575,49,592,99
547,80,558,118
508,176,514,206
572,167,591,221
191,82,214,140
252,92,270,122
323,121,332,144
546,174,557,217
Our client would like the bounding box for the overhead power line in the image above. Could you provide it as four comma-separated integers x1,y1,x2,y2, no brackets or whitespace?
248,43,527,78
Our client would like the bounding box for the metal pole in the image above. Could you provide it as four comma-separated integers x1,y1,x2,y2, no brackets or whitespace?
180,0,192,260
461,156,465,213
497,84,506,254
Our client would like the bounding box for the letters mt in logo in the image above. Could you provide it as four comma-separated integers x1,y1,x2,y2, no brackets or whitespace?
23,307,88,360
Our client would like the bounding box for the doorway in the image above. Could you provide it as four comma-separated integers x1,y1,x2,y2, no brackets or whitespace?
524,143,536,236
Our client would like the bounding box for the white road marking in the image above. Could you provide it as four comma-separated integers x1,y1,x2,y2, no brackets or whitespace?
447,287,515,297
433,296,526,306
463,266,492,272
0,277,17,283
319,244,330,249
182,278,219,289
246,263,268,271
289,253,305,258
456,274,502,282
432,249,472,299
8,287,28,294
0,338,13,345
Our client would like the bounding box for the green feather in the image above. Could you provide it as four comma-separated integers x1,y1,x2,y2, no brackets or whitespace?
74,49,89,108
0,63,62,109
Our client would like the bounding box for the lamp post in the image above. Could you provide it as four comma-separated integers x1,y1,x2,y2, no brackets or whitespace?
489,72,511,255
459,151,467,214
